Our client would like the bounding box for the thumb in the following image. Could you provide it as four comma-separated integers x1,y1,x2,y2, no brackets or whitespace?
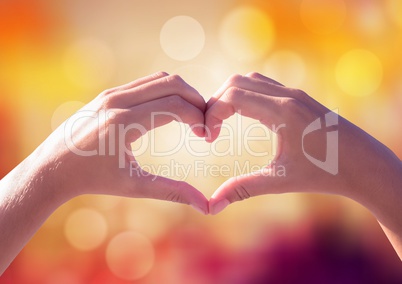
209,170,283,215
133,172,209,215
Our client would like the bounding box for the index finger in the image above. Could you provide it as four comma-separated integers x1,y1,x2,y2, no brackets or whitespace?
113,74,206,112
205,87,284,142
206,74,285,110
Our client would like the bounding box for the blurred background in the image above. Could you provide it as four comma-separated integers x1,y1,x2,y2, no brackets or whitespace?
1,0,402,283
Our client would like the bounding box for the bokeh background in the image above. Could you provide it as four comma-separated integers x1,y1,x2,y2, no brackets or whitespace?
1,0,402,283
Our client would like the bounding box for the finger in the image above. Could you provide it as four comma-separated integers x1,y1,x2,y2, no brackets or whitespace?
207,74,299,108
206,73,323,118
206,74,242,110
205,87,284,142
103,72,169,94
206,74,285,110
208,169,285,215
128,170,209,215
244,72,328,113
122,95,206,141
112,74,206,112
245,72,285,86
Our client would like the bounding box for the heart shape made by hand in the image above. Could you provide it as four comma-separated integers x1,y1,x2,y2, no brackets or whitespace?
132,112,282,197
126,72,340,216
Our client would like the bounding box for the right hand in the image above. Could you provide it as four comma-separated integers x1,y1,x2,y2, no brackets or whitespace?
31,72,209,214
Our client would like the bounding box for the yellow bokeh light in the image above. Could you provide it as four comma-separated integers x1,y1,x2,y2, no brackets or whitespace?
263,50,307,88
219,6,275,63
387,0,402,28
64,208,108,251
160,16,205,61
335,49,382,97
106,231,155,281
300,0,346,34
51,101,85,131
63,37,116,90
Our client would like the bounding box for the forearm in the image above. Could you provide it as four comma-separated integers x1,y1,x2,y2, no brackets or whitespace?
0,150,67,274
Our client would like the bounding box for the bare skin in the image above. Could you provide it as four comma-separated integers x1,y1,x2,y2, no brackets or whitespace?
206,72,402,260
1,71,401,274
0,72,209,274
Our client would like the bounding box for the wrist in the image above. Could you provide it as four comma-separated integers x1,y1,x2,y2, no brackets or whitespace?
22,145,73,209
365,155,402,220
346,139,402,222
0,146,70,273
338,121,401,211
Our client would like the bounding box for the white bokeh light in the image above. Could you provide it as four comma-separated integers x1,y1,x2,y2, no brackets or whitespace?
160,16,205,61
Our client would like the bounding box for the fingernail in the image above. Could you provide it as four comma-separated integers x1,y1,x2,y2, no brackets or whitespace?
191,204,207,215
210,199,230,215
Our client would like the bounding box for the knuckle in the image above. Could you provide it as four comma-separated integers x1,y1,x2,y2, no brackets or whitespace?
224,86,243,101
153,71,169,78
290,88,309,100
233,184,251,202
165,182,187,203
100,94,118,109
166,191,182,203
245,72,261,79
99,88,115,97
282,97,309,119
227,74,243,86
166,74,185,87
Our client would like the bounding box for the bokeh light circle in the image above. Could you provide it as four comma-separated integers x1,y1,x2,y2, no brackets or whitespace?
51,101,85,131
106,231,155,281
263,50,307,88
160,16,205,61
335,49,382,97
219,6,275,63
64,208,108,251
63,38,115,89
300,0,346,34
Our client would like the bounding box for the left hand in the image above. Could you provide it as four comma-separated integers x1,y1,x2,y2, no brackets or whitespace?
205,72,401,219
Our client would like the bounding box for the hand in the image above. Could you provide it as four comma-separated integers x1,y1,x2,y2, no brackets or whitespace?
0,72,211,273
205,72,402,257
45,72,209,213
